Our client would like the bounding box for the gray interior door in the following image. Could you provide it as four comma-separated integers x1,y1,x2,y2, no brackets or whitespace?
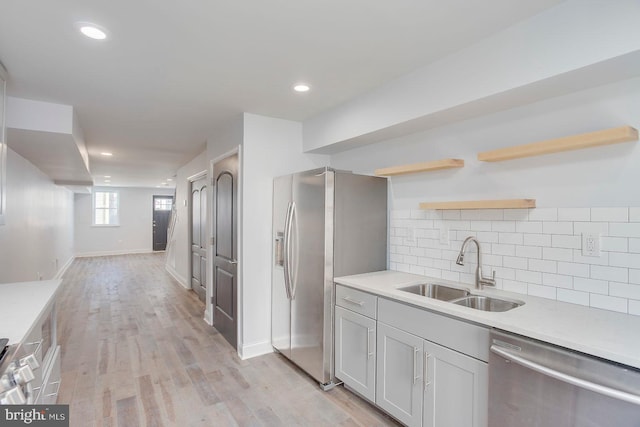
152,196,173,251
191,176,207,302
212,153,238,349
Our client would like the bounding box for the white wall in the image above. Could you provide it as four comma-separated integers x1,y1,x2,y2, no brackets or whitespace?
74,186,174,257
240,113,328,358
330,76,640,315
0,148,74,283
165,151,207,288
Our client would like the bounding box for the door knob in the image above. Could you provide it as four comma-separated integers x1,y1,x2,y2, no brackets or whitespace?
228,259,238,265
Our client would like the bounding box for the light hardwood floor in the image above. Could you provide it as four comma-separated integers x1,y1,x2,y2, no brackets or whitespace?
56,253,399,427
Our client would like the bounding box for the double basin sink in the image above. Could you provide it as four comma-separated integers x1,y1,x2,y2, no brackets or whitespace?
398,283,524,312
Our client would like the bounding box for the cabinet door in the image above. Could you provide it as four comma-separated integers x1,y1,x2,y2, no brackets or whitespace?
376,323,423,427
423,340,488,427
335,306,376,402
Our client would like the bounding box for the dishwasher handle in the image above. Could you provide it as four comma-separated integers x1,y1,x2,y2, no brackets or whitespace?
491,344,640,407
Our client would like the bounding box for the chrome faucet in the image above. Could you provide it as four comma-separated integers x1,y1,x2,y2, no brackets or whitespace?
456,236,496,289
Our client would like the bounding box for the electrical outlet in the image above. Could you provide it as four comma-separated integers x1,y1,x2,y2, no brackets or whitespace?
439,227,450,246
582,233,601,257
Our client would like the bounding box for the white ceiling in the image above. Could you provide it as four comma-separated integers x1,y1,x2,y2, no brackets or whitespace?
0,0,563,188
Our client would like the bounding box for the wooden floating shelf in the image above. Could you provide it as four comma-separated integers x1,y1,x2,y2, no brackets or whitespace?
478,125,638,162
375,158,464,177
419,199,536,210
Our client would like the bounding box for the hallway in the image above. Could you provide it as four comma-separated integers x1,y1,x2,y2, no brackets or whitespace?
56,253,397,426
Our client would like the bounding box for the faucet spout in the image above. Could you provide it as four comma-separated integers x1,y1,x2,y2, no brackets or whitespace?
456,236,496,289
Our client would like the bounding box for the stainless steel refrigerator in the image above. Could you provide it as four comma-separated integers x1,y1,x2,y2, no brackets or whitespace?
271,167,387,389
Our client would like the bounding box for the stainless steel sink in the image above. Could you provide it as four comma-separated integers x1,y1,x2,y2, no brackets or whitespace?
450,295,524,312
398,283,470,301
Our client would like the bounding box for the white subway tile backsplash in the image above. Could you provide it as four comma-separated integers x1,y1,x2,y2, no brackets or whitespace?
557,262,590,278
528,284,557,299
590,207,628,222
629,300,640,316
558,208,590,222
503,209,529,221
523,234,552,247
590,265,628,283
590,294,628,313
442,210,461,220
557,289,590,306
542,273,573,289
528,259,557,273
543,222,573,235
477,231,499,243
516,221,543,233
460,209,503,220
629,239,640,254
516,245,542,259
609,282,640,300
574,277,608,295
516,269,542,284
503,280,528,294
609,252,640,269
504,256,528,270
390,206,640,316
574,222,609,236
499,232,524,245
491,244,515,256
528,208,558,221
610,223,640,238
552,235,581,249
543,247,574,262
602,237,628,252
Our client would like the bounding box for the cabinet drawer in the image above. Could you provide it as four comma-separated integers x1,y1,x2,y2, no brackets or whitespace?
336,284,377,319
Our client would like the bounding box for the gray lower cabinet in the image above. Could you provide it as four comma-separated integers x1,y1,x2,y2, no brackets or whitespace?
335,306,377,402
376,322,488,427
423,339,487,427
376,322,424,426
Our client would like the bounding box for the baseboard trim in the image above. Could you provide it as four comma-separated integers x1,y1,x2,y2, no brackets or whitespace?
165,264,189,289
239,340,273,360
75,249,154,258
54,256,75,279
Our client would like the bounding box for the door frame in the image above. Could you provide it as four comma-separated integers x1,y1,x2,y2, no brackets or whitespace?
152,195,174,251
187,170,207,298
207,146,242,354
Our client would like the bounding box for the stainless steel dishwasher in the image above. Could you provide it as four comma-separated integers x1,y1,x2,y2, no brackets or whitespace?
489,329,640,427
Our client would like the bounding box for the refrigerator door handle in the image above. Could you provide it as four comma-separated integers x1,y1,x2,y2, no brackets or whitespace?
283,202,293,300
289,201,298,299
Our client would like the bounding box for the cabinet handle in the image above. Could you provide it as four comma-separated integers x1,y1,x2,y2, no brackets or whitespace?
25,340,43,359
424,353,432,390
342,296,365,307
413,347,422,385
367,328,374,359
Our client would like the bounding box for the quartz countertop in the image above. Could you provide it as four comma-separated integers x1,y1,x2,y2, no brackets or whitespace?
0,280,62,345
335,270,640,370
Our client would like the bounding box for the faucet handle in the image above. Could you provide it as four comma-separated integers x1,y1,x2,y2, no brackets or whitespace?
481,270,496,287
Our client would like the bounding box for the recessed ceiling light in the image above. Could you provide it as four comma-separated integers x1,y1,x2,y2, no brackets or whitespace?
293,83,310,93
104,179,111,183
104,175,111,178
77,23,108,40
100,152,113,157
167,178,173,182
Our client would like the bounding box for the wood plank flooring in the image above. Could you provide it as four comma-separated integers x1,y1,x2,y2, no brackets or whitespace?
57,253,399,427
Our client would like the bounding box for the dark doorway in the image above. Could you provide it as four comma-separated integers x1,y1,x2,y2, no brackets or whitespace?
152,195,173,251
212,152,239,349
191,176,208,302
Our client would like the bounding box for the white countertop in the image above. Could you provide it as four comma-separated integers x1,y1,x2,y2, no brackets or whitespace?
335,270,640,370
0,280,62,345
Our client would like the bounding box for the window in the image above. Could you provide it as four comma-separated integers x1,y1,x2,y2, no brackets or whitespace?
93,191,119,225
154,197,172,211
